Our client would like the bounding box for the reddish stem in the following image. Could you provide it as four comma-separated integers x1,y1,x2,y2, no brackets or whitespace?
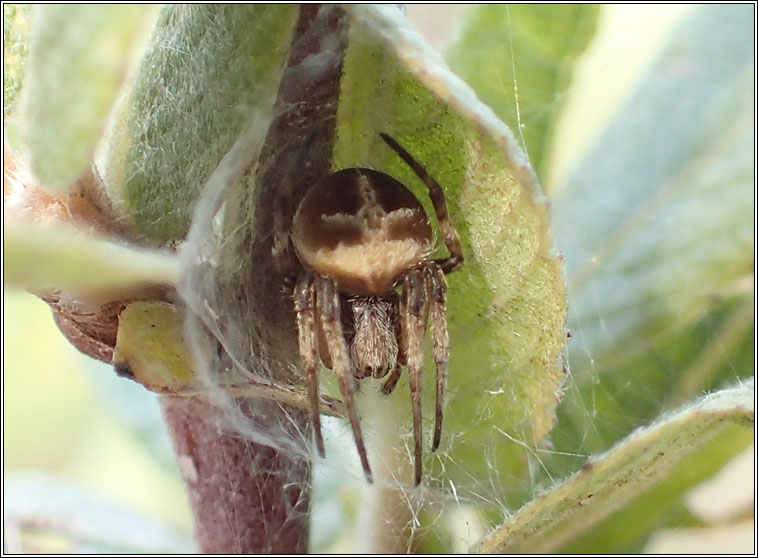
162,5,349,553
161,397,311,553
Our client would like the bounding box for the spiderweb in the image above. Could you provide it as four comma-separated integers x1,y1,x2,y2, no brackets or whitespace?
3,4,751,555
167,5,569,552
108,4,754,553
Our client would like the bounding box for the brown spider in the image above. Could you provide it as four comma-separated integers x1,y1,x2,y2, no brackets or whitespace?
276,133,463,485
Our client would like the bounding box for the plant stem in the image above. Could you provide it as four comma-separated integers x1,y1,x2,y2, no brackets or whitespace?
356,393,415,553
161,397,311,553
162,5,350,553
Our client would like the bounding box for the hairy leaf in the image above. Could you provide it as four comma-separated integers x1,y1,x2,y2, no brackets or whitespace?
107,5,298,244
472,383,754,553
23,5,155,192
337,5,568,500
3,4,31,118
447,5,600,183
558,423,753,553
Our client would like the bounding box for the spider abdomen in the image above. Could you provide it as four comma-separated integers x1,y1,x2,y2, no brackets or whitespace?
292,168,435,296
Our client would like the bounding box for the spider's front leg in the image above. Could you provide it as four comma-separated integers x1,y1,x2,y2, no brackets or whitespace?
379,133,464,274
401,269,428,486
316,276,373,483
294,274,325,458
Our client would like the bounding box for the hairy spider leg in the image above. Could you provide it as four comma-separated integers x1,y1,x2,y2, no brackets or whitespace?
379,133,464,274
381,364,402,395
317,276,373,483
294,274,325,458
425,264,449,452
402,269,428,486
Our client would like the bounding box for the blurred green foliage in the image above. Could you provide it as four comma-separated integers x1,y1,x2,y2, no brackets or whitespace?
448,5,599,183
2,291,192,553
23,6,154,191
3,3,30,117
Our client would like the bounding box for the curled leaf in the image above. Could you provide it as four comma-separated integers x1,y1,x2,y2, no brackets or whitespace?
107,5,299,244
339,5,568,494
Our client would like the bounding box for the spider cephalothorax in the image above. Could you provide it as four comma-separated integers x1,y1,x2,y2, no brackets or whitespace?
277,133,462,485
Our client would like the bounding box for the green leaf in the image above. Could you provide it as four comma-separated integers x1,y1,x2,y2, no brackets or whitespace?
113,301,194,389
338,5,568,500
553,5,754,376
557,423,753,553
107,5,298,244
3,472,193,553
3,221,179,292
472,382,754,553
447,5,600,183
23,5,156,192
528,6,755,549
3,3,31,117
538,1,754,491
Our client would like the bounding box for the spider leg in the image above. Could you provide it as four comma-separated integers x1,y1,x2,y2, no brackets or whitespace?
402,269,427,486
379,132,464,274
316,276,373,483
294,274,325,458
380,364,402,395
425,265,449,452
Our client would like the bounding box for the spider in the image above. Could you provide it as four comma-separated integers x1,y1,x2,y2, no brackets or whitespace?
275,132,463,485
